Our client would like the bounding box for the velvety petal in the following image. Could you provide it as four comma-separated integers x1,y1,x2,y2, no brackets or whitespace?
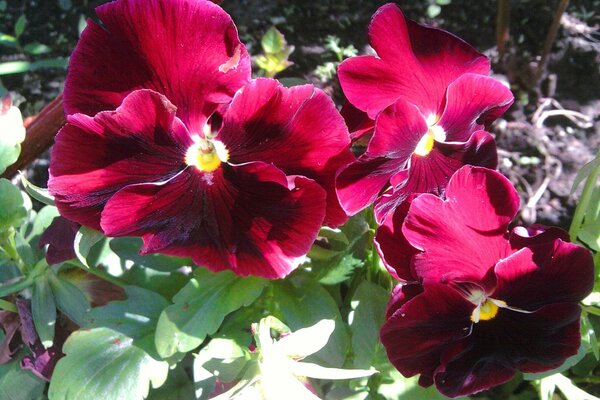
374,194,420,282
65,0,250,132
101,162,326,279
403,166,517,283
374,131,497,223
438,74,514,141
338,3,489,118
492,240,594,310
49,90,189,230
434,303,582,397
335,157,405,217
385,283,423,319
218,79,353,227
509,224,570,250
38,217,80,265
340,101,375,140
380,283,474,388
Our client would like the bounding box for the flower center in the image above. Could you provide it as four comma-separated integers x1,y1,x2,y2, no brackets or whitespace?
413,115,446,157
185,138,229,172
471,299,499,322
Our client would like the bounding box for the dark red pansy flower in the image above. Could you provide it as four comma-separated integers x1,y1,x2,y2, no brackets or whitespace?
379,166,594,397
50,79,352,279
51,0,353,278
336,4,513,222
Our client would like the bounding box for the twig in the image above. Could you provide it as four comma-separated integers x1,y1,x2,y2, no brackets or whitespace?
496,0,510,60
534,0,570,82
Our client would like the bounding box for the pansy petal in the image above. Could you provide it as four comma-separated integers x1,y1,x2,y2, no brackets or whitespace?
49,90,188,230
434,303,582,397
380,283,474,387
336,157,405,217
374,131,497,223
509,224,570,250
219,78,354,227
438,74,514,141
340,101,375,140
65,0,250,132
492,240,594,310
374,195,420,282
403,166,517,283
38,216,79,265
338,3,489,118
101,162,326,279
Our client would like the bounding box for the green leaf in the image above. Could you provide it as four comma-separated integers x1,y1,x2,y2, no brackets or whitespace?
110,237,191,272
0,102,25,175
48,327,169,400
0,57,68,75
48,271,90,326
121,265,189,301
14,15,26,38
155,268,267,358
86,286,168,356
0,353,45,400
272,275,349,368
20,175,55,206
571,155,600,194
0,179,27,229
14,230,35,268
147,364,195,400
23,42,51,55
32,273,56,347
349,281,389,368
74,226,104,267
26,205,59,244
261,27,285,54
578,186,600,251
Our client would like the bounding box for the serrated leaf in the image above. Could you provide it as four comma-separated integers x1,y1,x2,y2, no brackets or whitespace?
20,174,55,206
0,352,45,400
272,275,349,368
48,271,90,326
349,281,389,368
155,268,267,358
31,273,56,347
0,178,27,229
74,226,104,267
109,237,191,272
48,327,169,400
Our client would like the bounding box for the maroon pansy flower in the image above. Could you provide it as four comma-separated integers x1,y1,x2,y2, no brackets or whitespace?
50,80,352,279
379,166,594,397
336,4,513,222
50,0,353,278
38,216,80,265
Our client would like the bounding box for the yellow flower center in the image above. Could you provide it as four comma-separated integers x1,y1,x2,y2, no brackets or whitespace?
471,299,499,323
413,115,446,157
185,138,229,172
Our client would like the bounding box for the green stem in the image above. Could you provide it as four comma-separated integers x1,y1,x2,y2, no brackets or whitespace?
0,298,17,313
0,228,27,274
569,150,600,242
583,305,600,317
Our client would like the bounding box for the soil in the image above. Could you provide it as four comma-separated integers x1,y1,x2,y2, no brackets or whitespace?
2,0,599,228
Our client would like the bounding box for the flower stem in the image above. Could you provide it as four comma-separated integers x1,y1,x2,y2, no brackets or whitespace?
569,150,600,242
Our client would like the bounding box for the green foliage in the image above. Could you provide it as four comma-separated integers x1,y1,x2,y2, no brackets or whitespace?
155,268,267,358
110,237,192,272
47,270,90,326
0,178,27,230
31,272,57,347
48,327,169,400
0,352,45,400
254,27,294,78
